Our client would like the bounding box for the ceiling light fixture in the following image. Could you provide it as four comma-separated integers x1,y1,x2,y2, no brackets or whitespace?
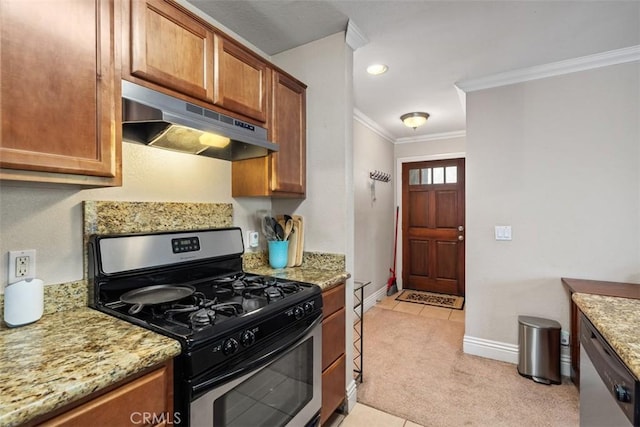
366,64,388,75
401,112,430,129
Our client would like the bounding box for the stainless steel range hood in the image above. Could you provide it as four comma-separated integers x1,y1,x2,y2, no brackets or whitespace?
121,80,277,161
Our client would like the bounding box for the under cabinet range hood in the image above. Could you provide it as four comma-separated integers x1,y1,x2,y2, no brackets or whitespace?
121,80,277,161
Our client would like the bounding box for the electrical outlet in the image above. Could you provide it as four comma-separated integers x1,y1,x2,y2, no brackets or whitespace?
8,249,36,284
247,231,259,248
560,330,570,346
16,256,29,277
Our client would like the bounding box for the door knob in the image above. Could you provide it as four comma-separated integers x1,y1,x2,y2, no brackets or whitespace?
458,235,464,241
458,225,464,232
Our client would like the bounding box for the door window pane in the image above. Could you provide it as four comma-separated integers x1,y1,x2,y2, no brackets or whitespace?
433,167,444,184
445,166,457,183
409,169,419,185
421,168,431,184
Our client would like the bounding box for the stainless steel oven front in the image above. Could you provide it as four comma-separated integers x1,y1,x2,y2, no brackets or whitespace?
189,315,322,427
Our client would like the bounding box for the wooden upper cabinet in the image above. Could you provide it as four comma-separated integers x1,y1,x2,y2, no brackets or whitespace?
0,0,121,185
231,70,306,197
213,35,268,122
270,71,306,195
127,0,214,101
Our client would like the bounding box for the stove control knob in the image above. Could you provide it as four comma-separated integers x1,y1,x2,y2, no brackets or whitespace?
240,330,255,347
294,305,305,320
614,384,631,403
303,302,313,314
222,338,239,355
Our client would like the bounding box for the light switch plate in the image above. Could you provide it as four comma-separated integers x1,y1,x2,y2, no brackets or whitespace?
495,226,512,241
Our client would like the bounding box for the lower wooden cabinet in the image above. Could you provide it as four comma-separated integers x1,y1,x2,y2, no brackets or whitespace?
38,362,173,427
321,354,346,425
321,282,346,425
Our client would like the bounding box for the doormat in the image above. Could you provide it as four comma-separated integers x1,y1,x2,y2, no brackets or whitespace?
396,290,464,310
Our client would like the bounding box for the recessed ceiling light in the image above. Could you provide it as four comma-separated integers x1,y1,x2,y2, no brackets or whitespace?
366,64,388,75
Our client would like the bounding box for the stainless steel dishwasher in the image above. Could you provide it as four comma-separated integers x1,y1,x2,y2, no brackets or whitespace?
580,313,638,427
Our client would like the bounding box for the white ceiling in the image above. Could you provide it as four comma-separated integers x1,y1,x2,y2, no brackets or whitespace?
186,1,639,141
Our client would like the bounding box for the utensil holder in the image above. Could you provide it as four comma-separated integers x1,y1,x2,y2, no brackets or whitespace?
268,240,289,269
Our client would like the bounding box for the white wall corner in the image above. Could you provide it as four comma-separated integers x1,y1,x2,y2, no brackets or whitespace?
345,19,368,51
456,44,640,93
463,335,572,378
353,108,395,143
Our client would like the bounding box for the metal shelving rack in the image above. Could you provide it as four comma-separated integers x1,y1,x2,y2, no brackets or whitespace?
353,280,371,383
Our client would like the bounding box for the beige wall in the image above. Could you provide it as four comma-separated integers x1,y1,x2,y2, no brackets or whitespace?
0,143,270,290
465,62,640,349
354,120,395,300
271,32,354,255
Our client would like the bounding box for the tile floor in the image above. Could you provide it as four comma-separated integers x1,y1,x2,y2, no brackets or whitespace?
325,293,465,427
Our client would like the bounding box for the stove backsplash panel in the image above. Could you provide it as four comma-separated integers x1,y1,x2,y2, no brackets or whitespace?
83,201,233,237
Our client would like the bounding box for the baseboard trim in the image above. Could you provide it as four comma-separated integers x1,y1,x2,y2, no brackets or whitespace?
364,286,388,313
463,335,571,377
345,379,357,413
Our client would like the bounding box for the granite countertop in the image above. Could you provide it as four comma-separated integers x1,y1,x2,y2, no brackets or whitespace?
572,293,640,379
0,307,181,427
245,265,350,292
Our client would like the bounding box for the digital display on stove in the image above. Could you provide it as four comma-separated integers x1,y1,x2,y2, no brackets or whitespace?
171,237,200,253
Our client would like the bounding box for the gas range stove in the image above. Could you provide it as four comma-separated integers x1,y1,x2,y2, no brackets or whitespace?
96,270,317,344
88,228,324,426
88,228,322,371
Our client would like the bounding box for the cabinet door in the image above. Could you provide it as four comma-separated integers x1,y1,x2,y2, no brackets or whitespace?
0,0,121,183
321,354,346,425
270,71,306,195
213,35,267,122
40,363,173,427
231,70,306,198
129,0,214,101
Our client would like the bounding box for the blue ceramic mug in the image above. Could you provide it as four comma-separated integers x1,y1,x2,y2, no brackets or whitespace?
268,240,289,269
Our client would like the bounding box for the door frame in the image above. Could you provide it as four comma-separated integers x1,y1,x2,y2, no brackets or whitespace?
395,152,466,292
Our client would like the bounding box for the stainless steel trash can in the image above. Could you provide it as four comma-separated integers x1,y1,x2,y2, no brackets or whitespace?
517,315,561,385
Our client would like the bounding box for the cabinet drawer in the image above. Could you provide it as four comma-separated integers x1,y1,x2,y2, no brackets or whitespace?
322,283,345,318
321,354,346,425
40,364,172,427
322,307,345,371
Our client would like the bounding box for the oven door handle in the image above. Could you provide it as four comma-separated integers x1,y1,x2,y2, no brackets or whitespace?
192,313,322,396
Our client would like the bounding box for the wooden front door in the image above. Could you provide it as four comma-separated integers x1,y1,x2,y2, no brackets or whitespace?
402,158,465,296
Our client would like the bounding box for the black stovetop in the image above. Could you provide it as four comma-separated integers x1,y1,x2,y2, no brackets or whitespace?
93,267,320,346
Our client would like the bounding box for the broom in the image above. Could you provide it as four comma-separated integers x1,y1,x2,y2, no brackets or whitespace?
386,206,399,296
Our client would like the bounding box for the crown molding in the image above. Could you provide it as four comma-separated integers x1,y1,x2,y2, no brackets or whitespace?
456,44,640,93
353,108,394,142
346,19,368,51
395,130,466,144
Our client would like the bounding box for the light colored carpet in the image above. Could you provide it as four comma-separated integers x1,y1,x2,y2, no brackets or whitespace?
357,306,579,427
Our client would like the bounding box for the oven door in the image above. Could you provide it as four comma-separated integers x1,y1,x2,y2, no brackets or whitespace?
190,316,322,427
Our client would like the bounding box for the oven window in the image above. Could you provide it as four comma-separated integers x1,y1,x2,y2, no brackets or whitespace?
213,338,314,426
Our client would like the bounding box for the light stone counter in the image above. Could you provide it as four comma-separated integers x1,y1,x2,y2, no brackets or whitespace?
245,265,350,292
572,293,640,379
0,308,181,427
